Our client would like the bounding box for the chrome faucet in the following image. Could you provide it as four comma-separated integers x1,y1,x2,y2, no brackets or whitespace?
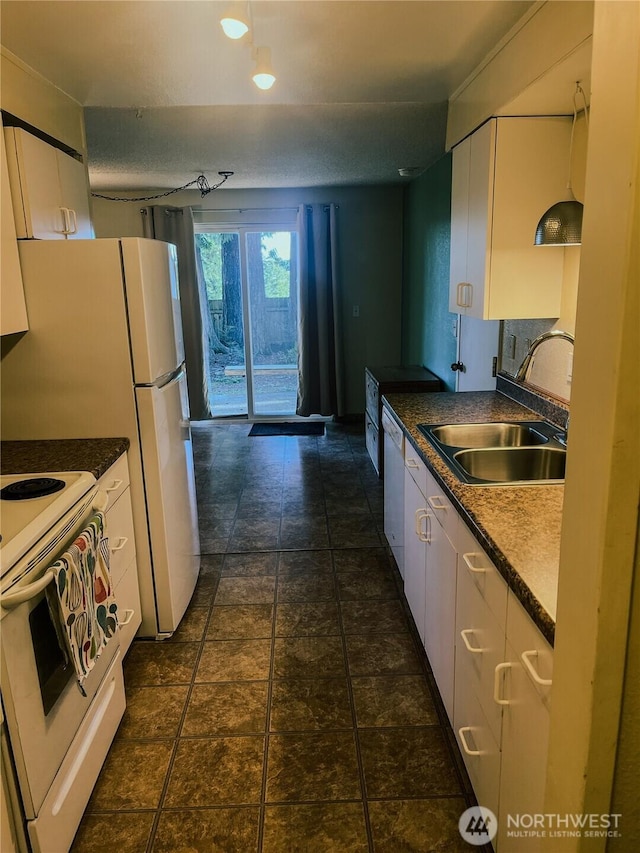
514,330,575,382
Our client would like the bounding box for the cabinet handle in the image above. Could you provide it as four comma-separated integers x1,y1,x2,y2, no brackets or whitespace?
415,508,430,543
57,207,71,235
462,553,486,574
456,282,473,309
493,662,512,705
119,609,135,626
521,650,552,686
110,537,129,553
405,458,419,469
67,207,78,234
460,628,484,654
105,479,123,493
458,727,482,756
428,495,447,512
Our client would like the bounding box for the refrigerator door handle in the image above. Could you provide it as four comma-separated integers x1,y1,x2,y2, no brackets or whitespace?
137,364,186,390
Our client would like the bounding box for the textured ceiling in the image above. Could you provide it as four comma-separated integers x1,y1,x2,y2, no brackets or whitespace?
0,0,542,189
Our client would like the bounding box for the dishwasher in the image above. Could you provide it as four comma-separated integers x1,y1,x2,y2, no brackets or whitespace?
382,408,405,579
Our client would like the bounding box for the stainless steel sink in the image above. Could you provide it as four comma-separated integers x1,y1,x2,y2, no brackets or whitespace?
429,422,548,448
417,420,566,485
453,447,566,484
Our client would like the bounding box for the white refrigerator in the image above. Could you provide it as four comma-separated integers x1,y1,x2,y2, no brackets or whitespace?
1,238,200,638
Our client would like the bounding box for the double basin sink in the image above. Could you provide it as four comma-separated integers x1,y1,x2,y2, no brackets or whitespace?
417,420,567,486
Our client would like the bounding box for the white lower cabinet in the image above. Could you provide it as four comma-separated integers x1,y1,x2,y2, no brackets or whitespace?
99,454,142,654
403,464,427,645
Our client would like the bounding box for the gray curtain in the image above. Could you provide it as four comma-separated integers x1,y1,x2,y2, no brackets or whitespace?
141,205,212,420
296,203,345,417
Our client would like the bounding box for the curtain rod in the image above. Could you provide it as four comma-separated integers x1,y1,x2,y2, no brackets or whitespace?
197,205,339,213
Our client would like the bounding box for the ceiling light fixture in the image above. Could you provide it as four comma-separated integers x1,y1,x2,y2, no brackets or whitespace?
220,2,249,39
534,82,589,246
252,46,276,90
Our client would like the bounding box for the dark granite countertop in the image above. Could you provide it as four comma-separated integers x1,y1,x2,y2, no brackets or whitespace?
382,390,563,645
1,438,130,481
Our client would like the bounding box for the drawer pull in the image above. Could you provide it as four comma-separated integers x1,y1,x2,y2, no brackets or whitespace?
111,537,129,553
460,629,484,654
493,662,512,705
462,553,486,574
105,479,123,493
428,496,447,511
458,727,482,756
521,650,552,686
119,609,135,626
406,458,419,469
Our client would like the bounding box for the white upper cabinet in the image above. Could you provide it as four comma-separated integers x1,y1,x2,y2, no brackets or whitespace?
449,117,571,320
3,126,93,240
0,118,28,335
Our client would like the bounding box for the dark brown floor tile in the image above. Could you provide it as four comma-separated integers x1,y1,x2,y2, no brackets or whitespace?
123,642,200,686
72,811,154,852
266,732,361,802
278,550,333,574
340,600,409,635
359,728,462,798
182,682,268,735
118,685,189,738
273,636,345,679
275,601,341,636
336,571,398,601
270,678,352,731
222,552,278,576
152,807,260,853
325,495,371,516
199,517,234,540
207,604,274,640
228,518,280,551
277,572,337,602
236,497,283,518
87,740,173,810
215,576,276,605
262,803,369,853
328,517,384,547
196,639,272,682
280,517,330,549
168,606,209,642
165,736,265,807
346,634,423,676
351,676,439,727
191,560,222,607
332,548,394,573
368,797,471,853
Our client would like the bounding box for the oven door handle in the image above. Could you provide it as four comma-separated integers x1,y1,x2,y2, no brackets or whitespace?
0,491,109,609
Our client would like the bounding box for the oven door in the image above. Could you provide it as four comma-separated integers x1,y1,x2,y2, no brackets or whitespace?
0,491,121,819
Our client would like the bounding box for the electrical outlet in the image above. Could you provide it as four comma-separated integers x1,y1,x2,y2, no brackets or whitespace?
352,305,360,317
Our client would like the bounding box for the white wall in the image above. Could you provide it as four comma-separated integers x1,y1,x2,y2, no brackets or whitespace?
92,184,405,416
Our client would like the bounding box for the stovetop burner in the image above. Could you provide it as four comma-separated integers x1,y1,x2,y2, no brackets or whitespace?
0,477,66,501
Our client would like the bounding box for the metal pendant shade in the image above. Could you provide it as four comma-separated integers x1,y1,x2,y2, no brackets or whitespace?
534,199,584,246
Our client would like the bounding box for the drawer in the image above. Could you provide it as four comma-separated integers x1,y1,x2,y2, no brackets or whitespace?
365,372,379,421
105,487,136,588
99,453,130,510
456,563,506,744
506,592,553,707
365,412,379,475
404,441,427,495
456,520,508,631
454,651,502,820
115,558,142,654
425,468,458,544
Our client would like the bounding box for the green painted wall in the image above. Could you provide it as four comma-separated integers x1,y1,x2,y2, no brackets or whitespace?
401,154,458,392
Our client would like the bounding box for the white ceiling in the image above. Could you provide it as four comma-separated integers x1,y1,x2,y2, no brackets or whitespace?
0,0,578,191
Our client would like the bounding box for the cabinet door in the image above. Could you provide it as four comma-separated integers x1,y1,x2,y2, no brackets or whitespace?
56,151,94,239
449,133,471,313
3,127,66,239
424,511,457,722
383,424,404,577
464,119,495,318
496,594,553,852
403,469,427,643
0,121,28,335
456,315,499,392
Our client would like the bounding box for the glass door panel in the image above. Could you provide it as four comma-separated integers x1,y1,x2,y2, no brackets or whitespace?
246,231,299,416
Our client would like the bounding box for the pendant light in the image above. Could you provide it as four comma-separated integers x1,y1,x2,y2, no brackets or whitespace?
534,82,589,246
220,2,250,39
252,46,276,90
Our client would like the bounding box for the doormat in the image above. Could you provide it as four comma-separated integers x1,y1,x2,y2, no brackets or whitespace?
249,422,325,436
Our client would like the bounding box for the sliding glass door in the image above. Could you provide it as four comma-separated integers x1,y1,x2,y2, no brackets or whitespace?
194,223,299,419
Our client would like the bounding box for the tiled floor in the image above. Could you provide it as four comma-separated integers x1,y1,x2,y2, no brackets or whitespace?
72,421,481,852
